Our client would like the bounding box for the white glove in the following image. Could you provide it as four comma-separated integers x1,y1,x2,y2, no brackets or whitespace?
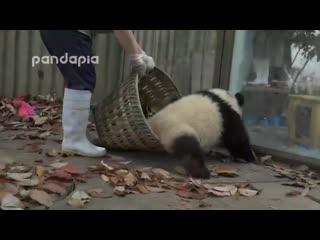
130,52,155,78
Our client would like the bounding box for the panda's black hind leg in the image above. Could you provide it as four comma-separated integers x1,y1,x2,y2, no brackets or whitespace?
172,135,210,179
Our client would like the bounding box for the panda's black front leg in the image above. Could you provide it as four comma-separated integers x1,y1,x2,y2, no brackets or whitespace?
172,135,211,179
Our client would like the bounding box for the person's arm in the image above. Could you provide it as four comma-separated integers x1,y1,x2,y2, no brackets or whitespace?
113,30,143,56
113,30,155,77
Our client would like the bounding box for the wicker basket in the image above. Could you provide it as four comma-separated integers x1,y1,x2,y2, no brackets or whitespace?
94,67,182,151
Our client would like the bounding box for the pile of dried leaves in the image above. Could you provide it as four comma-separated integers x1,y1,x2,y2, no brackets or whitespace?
264,158,320,197
0,159,90,210
88,161,261,203
0,94,63,135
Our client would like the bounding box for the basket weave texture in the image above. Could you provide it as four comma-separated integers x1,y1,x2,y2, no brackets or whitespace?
94,67,182,151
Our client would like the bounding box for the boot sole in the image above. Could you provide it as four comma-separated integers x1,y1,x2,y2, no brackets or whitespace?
61,150,106,158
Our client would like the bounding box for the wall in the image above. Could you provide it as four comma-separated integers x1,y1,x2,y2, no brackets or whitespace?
0,30,221,103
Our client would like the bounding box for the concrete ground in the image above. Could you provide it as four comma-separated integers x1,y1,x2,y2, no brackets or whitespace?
1,130,320,210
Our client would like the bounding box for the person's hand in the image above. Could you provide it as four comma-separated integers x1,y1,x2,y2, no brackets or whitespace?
130,52,155,78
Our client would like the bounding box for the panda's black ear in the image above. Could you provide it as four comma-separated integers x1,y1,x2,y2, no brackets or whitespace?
235,93,244,107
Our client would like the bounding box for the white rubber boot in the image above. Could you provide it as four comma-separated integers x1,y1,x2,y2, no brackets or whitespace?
61,88,106,157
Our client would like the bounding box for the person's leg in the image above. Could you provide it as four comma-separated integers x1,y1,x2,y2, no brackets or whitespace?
40,30,106,157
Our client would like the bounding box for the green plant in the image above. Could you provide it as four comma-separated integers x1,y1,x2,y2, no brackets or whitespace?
270,30,320,93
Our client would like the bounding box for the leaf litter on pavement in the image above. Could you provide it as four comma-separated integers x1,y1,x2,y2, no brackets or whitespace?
1,94,318,209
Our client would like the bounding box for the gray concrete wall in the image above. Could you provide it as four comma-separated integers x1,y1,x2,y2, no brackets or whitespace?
0,30,221,103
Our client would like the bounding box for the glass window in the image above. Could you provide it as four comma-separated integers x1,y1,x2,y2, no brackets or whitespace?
230,30,320,160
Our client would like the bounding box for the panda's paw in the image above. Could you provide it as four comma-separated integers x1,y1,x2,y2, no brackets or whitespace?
188,166,211,179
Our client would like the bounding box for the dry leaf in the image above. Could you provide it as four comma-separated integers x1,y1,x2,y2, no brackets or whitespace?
4,135,18,140
30,189,53,208
138,167,152,172
286,190,301,197
59,165,81,175
100,161,114,171
67,198,89,208
170,184,191,191
259,155,272,164
19,189,31,199
89,164,107,174
19,178,40,187
87,189,112,198
174,166,186,175
40,182,66,196
118,161,132,165
136,184,149,194
111,163,130,171
7,172,33,181
9,165,32,173
208,189,231,197
110,176,121,185
1,194,24,210
146,186,165,193
203,184,233,197
36,166,46,177
1,183,19,195
115,169,129,177
101,174,109,182
213,185,238,195
232,192,240,200
300,177,320,185
239,188,259,197
71,190,91,200
210,172,219,177
214,166,239,177
152,168,171,179
32,116,48,126
190,178,203,188
140,172,151,180
47,170,73,180
46,149,59,157
292,164,309,172
114,186,126,196
0,190,14,201
50,162,69,169
39,131,51,140
127,190,140,194
5,103,16,113
171,176,187,182
237,183,250,189
124,172,137,187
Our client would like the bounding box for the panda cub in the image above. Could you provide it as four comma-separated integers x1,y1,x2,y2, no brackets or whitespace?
147,88,255,179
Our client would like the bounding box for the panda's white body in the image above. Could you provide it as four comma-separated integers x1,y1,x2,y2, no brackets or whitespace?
147,89,242,153
146,88,253,179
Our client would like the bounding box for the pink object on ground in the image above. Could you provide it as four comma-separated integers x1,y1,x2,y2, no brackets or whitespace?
12,99,36,116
